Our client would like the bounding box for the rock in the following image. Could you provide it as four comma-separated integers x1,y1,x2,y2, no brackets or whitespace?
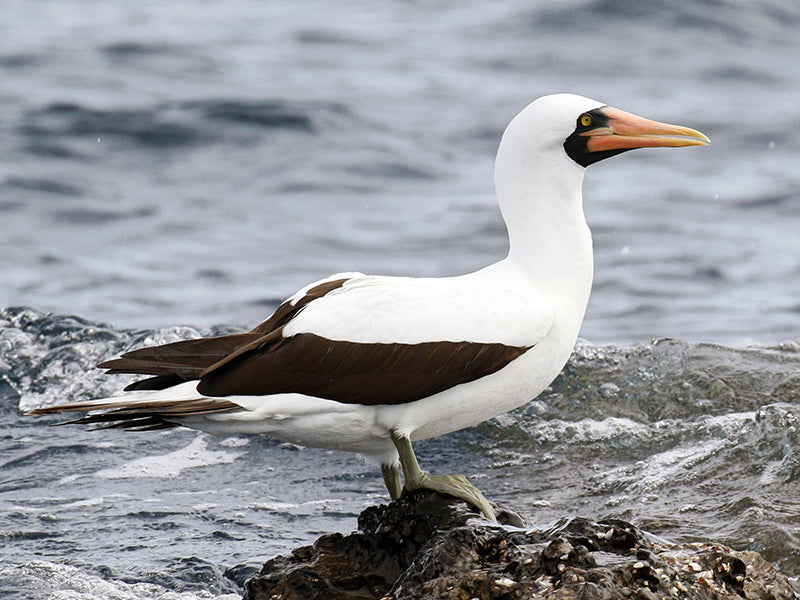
243,491,795,600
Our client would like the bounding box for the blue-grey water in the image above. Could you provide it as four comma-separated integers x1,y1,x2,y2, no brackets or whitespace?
2,1,800,598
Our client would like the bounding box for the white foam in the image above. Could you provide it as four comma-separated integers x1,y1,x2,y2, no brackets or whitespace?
596,412,756,494
248,498,343,512
55,474,83,486
529,416,652,444
0,560,239,600
219,436,250,448
248,500,298,511
96,435,241,479
62,494,131,509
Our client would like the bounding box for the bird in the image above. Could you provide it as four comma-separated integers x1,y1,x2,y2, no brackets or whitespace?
29,94,709,521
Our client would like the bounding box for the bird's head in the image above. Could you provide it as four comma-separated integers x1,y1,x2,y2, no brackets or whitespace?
500,93,709,169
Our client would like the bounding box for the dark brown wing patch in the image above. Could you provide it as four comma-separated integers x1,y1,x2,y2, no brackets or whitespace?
251,278,351,334
197,333,530,406
97,277,352,391
99,333,265,378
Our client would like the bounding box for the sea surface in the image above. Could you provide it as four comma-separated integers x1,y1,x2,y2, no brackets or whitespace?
2,1,800,598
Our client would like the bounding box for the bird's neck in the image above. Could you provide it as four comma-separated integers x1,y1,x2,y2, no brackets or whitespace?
494,148,594,320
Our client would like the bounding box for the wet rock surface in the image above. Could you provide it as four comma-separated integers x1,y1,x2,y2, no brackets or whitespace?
243,491,796,600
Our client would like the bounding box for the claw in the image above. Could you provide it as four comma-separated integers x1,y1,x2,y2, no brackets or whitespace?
388,430,497,522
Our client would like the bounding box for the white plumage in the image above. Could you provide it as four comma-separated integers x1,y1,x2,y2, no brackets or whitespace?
282,272,555,345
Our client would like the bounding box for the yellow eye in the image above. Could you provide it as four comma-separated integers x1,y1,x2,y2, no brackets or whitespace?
580,114,593,127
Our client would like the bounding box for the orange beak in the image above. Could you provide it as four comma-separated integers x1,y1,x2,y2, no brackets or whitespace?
583,106,710,152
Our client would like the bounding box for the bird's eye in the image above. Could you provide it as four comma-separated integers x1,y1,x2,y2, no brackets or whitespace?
580,114,593,127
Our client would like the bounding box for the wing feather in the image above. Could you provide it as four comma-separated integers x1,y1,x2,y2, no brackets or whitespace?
85,273,551,407
95,276,354,391
197,333,531,405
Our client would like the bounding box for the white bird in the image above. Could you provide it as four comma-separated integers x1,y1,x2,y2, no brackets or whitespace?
30,94,709,521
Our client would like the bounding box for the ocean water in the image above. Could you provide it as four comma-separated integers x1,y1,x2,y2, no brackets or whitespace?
2,0,800,598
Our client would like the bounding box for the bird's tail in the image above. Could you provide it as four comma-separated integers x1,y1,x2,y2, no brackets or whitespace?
27,384,241,431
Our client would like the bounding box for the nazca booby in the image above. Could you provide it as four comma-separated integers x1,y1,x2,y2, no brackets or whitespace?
30,94,709,521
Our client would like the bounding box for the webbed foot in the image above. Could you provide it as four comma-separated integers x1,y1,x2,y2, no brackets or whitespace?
388,430,496,522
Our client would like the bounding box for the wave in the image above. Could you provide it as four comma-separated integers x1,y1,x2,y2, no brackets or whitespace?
530,0,800,45
3,306,799,584
5,306,798,412
17,99,350,152
0,560,240,600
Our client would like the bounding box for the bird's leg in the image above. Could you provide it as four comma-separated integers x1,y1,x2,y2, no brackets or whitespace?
381,462,403,500
390,430,496,522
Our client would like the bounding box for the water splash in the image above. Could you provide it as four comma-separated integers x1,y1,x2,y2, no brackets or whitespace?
3,308,799,594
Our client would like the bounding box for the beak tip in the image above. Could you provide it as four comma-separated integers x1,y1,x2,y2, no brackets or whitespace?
679,126,710,145
695,132,711,144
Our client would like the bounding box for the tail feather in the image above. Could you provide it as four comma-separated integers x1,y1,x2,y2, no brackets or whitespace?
27,396,242,431
60,413,179,431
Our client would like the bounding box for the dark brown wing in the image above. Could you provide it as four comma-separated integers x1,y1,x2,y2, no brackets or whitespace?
98,278,352,391
99,333,265,391
197,331,530,406
250,278,351,333
96,272,530,406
